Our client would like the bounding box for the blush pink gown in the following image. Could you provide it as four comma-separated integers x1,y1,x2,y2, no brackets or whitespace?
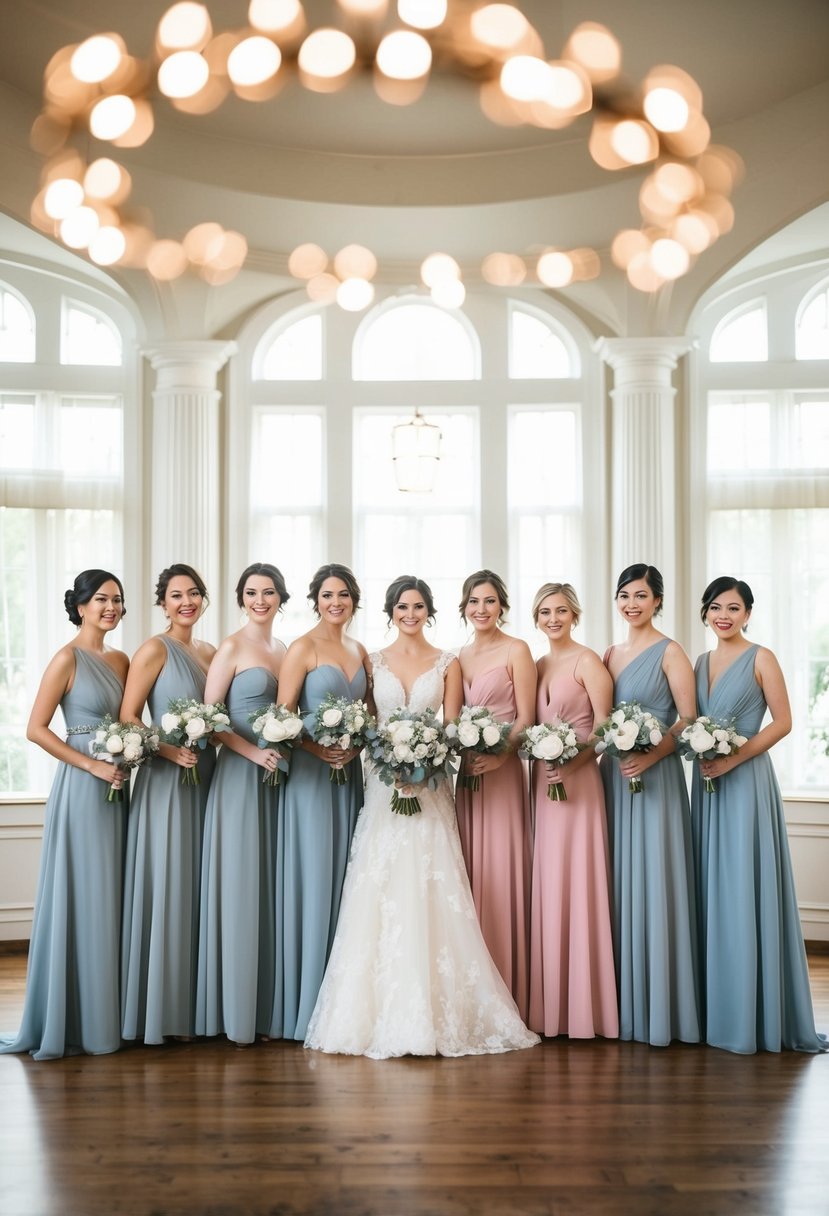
456,663,531,1019
528,654,619,1039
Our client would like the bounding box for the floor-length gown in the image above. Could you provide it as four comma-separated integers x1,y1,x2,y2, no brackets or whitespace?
600,639,701,1045
692,646,824,1053
195,667,279,1044
305,651,539,1057
121,637,214,1043
528,655,619,1039
275,664,365,1041
1,650,126,1059
455,662,531,1017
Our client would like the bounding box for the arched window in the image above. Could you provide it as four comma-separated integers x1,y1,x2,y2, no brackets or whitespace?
354,300,478,381
796,279,829,360
256,313,323,380
0,284,35,362
61,298,123,366
509,305,577,378
709,300,768,362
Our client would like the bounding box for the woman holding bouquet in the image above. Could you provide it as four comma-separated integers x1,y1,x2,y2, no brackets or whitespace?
600,563,700,1046
455,570,536,1017
195,563,289,1046
120,564,216,1044
528,583,618,1040
274,564,370,1041
691,577,824,1053
1,571,129,1059
305,576,538,1057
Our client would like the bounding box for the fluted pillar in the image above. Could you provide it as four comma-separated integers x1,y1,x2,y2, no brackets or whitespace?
143,340,237,610
596,337,694,635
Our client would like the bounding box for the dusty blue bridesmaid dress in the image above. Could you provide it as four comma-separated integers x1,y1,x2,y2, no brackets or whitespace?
195,667,279,1044
600,638,701,1045
1,650,126,1059
692,646,824,1053
121,637,214,1043
273,664,365,1040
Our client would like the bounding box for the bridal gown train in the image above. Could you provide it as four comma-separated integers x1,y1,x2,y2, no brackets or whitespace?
305,650,539,1058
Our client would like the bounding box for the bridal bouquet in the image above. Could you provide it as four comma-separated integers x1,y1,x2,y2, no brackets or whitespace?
677,715,747,793
89,716,159,802
249,703,305,786
305,694,374,785
519,718,581,802
445,705,513,791
160,698,231,785
594,702,665,793
367,707,456,815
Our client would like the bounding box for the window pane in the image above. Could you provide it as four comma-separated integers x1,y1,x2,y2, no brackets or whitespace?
796,285,829,360
509,409,577,506
261,314,323,380
59,400,122,476
61,300,122,366
0,395,36,468
792,397,829,467
0,288,36,362
356,304,476,380
707,399,771,470
509,309,572,378
709,303,767,362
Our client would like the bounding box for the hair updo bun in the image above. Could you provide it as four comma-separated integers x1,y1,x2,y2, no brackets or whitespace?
64,569,126,626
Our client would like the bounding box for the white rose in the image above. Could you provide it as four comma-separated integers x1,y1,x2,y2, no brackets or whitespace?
262,718,287,742
614,720,640,751
284,718,304,739
421,727,437,743
611,709,626,726
716,741,731,754
712,729,728,742
105,735,124,754
252,715,267,733
123,744,141,763
414,743,428,758
352,714,365,731
182,709,195,721
734,735,747,748
392,722,414,743
185,717,207,740
338,734,351,749
123,731,143,747
535,733,564,761
161,713,180,734
94,729,107,744
322,708,343,728
649,728,663,746
457,722,480,748
565,731,577,747
213,712,230,726
482,724,502,748
689,728,715,753
444,722,458,739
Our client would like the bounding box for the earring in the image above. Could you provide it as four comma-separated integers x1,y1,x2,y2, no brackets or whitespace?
742,623,749,633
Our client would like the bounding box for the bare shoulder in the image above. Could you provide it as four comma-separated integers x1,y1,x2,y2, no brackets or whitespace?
574,645,606,677
663,637,692,668
753,645,783,679
284,633,316,665
133,634,168,664
46,644,79,684
195,638,217,664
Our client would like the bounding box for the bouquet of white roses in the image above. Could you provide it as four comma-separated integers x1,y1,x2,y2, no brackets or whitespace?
677,715,747,793
249,702,305,786
519,718,581,802
367,707,457,815
594,702,665,794
305,693,374,785
160,698,231,785
89,715,160,802
445,704,513,791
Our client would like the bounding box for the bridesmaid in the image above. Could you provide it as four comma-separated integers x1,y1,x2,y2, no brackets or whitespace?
120,564,215,1045
1,570,129,1059
196,562,288,1046
691,576,824,1053
600,563,700,1046
528,583,618,1040
274,563,370,1041
455,569,536,1018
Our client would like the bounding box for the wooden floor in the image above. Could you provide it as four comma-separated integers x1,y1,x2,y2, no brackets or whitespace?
1,952,827,1216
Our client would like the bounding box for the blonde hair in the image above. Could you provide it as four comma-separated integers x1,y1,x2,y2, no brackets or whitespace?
531,582,582,626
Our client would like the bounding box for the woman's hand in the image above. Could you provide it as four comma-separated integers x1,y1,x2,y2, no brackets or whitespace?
618,750,662,780
464,750,509,778
305,740,359,769
158,741,199,770
255,746,282,775
700,754,741,780
89,759,125,787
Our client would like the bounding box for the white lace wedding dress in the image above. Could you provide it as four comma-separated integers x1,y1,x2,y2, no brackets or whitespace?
304,650,539,1058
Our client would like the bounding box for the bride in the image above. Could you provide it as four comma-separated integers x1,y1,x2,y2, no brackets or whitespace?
304,575,539,1058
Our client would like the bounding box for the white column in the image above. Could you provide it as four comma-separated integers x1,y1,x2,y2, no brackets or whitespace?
595,337,694,636
143,340,237,617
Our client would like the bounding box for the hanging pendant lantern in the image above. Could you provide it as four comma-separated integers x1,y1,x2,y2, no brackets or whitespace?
392,408,442,492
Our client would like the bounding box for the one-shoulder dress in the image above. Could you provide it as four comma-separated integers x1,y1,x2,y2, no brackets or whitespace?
600,638,701,1045
305,651,539,1057
195,667,279,1044
691,645,825,1053
455,662,532,1018
274,664,365,1041
121,636,214,1043
1,650,126,1059
529,653,618,1039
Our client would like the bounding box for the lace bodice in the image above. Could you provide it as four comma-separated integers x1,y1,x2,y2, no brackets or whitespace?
369,650,455,723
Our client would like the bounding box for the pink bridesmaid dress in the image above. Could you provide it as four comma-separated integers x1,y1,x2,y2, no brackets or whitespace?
528,654,619,1038
456,663,531,1018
